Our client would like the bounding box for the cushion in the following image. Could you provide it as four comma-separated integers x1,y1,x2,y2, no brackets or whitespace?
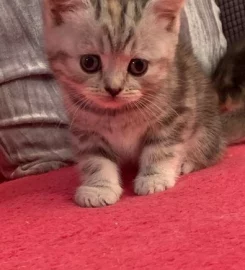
0,0,74,179
180,0,227,74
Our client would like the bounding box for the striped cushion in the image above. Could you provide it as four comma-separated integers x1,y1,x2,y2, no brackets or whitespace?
180,0,227,74
0,0,74,179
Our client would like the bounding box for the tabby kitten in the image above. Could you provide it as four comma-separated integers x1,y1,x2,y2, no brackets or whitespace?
43,0,244,207
213,38,245,112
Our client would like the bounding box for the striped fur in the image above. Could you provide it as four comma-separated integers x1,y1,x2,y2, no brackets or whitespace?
43,0,234,207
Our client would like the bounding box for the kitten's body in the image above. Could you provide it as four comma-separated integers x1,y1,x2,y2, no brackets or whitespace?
43,0,244,207
68,44,223,166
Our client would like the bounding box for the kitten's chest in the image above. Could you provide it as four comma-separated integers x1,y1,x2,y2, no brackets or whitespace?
79,112,147,160
105,126,145,161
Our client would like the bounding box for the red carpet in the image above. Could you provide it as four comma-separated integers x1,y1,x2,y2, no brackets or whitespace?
1,145,245,270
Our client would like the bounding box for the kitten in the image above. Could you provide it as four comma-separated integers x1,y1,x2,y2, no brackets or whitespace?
43,0,245,207
213,38,245,112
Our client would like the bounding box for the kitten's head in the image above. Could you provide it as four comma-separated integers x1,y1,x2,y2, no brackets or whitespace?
43,0,185,110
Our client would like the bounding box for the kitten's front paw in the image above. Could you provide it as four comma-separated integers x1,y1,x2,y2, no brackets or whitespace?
134,174,176,196
74,185,122,208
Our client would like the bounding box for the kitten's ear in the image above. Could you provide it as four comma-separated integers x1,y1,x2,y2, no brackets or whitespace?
43,0,91,26
145,0,186,31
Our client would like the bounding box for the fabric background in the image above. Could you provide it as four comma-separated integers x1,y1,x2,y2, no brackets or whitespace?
181,0,227,74
216,0,245,45
0,0,227,179
0,0,74,179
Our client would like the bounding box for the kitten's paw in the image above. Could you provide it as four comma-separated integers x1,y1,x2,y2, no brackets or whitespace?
134,174,176,196
181,161,196,175
74,185,122,208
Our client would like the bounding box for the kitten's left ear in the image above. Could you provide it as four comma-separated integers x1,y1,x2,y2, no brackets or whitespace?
43,0,92,26
145,0,186,31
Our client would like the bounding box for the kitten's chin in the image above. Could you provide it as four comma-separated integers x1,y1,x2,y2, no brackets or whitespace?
90,95,141,109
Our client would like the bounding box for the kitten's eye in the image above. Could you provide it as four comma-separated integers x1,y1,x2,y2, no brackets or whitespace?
128,59,148,76
80,55,101,73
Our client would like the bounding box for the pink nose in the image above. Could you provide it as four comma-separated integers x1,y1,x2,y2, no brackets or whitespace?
105,87,122,97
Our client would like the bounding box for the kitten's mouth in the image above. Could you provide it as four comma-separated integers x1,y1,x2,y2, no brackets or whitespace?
91,95,141,109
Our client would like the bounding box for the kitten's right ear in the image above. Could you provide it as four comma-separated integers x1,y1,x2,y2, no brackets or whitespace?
144,0,186,32
43,0,91,26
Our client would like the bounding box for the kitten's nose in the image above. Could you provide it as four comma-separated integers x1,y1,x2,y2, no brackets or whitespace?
105,87,122,97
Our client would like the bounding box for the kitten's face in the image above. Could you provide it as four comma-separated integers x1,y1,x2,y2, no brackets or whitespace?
44,0,185,109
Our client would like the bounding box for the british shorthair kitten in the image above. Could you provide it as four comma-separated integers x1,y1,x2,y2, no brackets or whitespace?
43,0,245,207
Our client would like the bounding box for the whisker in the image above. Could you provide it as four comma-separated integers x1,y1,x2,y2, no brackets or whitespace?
144,92,180,118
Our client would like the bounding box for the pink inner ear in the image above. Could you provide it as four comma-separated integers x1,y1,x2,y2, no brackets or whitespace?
153,0,186,16
48,0,85,25
50,0,77,11
150,0,185,32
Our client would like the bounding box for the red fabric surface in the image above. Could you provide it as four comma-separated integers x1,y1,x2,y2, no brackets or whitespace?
0,145,245,270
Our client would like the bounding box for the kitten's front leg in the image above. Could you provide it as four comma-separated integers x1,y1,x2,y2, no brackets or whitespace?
74,134,122,207
135,138,183,196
